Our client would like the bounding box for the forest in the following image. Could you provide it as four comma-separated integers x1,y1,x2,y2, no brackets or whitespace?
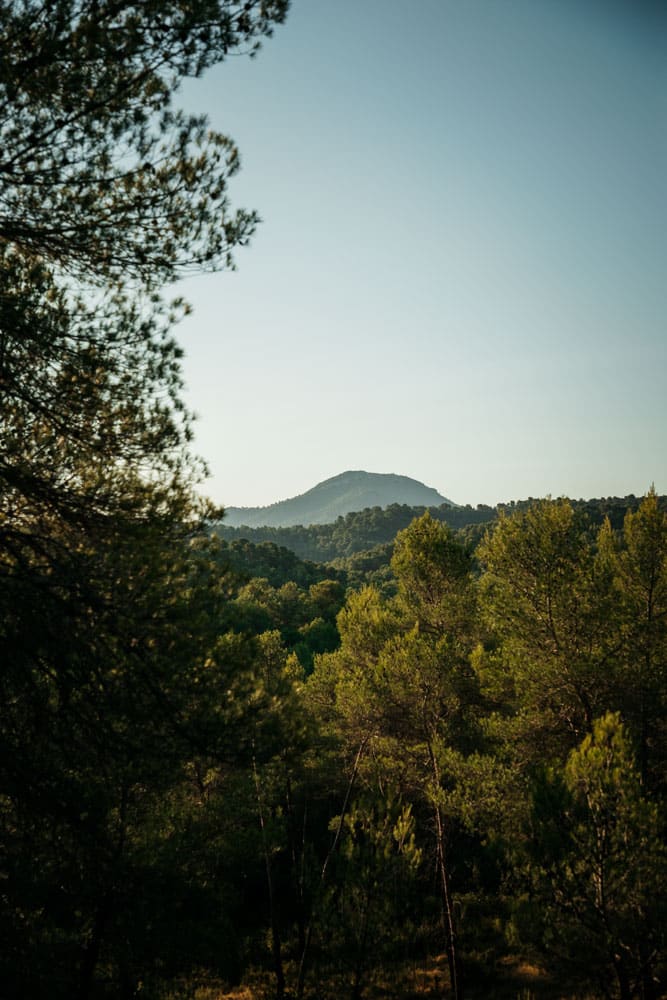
1,3,665,1000
213,495,653,564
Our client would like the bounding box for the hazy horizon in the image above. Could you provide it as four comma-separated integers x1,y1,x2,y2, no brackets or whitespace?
176,0,666,509
222,468,658,514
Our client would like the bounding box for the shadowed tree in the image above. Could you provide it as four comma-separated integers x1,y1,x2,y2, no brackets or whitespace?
0,0,288,283
529,713,667,1000
1,2,291,995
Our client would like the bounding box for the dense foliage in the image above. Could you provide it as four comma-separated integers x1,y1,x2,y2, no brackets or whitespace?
1,2,290,997
214,495,661,564
206,496,666,1000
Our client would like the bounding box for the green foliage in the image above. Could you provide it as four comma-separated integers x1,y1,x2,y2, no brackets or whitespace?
608,487,667,792
1,0,288,538
231,574,345,673
330,542,397,595
308,516,486,1000
215,495,666,579
1,2,291,997
528,713,667,998
477,499,620,757
392,512,476,637
0,0,288,285
214,537,345,589
215,500,496,563
0,523,283,997
317,795,422,998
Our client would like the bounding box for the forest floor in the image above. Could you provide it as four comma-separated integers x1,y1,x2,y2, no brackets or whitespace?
191,952,595,1000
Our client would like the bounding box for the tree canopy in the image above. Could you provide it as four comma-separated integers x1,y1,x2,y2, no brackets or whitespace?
1,0,288,282
1,0,289,534
1,4,292,997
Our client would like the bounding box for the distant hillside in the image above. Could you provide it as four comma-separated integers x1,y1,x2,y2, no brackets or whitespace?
223,471,456,528
214,493,665,566
215,500,495,563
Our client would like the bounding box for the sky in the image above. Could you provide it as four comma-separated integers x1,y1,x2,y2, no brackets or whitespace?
176,0,666,509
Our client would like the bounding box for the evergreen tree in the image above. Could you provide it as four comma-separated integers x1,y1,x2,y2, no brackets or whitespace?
529,713,666,999
309,515,481,1000
604,488,667,792
477,499,619,759
1,3,290,995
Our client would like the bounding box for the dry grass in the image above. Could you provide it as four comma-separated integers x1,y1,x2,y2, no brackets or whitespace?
187,954,597,1000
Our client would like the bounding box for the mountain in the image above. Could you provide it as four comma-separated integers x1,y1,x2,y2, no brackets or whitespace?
222,471,456,528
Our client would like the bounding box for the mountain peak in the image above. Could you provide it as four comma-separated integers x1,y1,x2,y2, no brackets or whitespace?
223,471,456,528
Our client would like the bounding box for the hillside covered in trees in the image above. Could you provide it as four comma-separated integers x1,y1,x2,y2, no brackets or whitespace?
215,493,662,565
223,470,456,529
2,3,665,1000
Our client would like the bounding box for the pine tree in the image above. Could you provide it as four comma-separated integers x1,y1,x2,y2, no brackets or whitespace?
1,4,290,995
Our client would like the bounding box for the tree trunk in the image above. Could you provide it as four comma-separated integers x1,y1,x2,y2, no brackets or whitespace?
433,803,464,1000
612,953,631,1000
639,943,657,1000
285,776,307,957
253,757,285,1000
78,895,112,1000
426,737,463,1000
296,737,368,1000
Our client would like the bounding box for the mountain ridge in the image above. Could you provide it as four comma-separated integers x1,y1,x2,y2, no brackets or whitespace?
223,470,456,528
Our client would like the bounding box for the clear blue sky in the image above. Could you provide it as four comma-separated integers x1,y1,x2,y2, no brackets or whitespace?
176,0,666,509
